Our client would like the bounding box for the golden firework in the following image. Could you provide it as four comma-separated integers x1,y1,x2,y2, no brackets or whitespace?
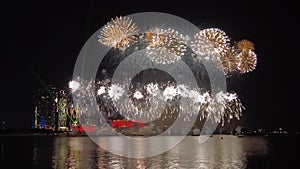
147,28,186,43
200,28,230,56
144,31,168,48
238,51,257,73
144,28,186,64
98,16,138,51
237,39,255,52
219,47,240,74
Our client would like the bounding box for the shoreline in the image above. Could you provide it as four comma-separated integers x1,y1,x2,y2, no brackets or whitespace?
1,133,299,137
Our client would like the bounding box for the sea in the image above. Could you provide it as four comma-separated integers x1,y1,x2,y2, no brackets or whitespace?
0,135,298,169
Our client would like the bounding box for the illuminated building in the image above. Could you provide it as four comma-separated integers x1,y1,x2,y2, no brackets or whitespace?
32,83,79,131
32,84,58,130
57,89,69,131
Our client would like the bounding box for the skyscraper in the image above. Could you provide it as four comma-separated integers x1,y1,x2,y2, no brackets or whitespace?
32,85,58,130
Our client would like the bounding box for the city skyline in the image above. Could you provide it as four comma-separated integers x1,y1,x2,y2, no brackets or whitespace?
1,1,296,131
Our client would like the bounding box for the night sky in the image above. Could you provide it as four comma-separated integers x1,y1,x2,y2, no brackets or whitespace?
1,1,296,130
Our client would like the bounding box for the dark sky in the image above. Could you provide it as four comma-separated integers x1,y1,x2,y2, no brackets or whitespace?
1,1,296,130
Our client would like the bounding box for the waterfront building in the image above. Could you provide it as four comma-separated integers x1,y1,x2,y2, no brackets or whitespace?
32,85,58,130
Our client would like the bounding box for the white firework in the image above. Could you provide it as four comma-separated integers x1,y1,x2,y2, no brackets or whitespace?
133,90,144,99
145,83,160,96
163,85,178,101
69,80,80,92
97,86,106,95
93,81,243,125
189,89,207,105
177,84,191,98
108,84,125,101
199,91,244,126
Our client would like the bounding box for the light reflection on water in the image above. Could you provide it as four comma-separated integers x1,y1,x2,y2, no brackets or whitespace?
50,135,269,169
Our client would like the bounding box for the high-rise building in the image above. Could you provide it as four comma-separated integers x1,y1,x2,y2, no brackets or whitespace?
57,89,69,131
33,81,108,132
32,85,58,130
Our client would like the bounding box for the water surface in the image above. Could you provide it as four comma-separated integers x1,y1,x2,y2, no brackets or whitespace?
0,135,298,168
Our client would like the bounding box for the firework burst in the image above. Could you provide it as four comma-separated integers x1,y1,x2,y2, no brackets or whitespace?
95,80,244,125
199,91,244,126
148,28,187,42
237,51,257,73
133,90,144,100
194,28,230,57
219,47,240,74
144,28,186,64
98,16,138,51
108,84,125,101
191,31,220,62
237,39,255,52
163,85,178,101
89,16,259,128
